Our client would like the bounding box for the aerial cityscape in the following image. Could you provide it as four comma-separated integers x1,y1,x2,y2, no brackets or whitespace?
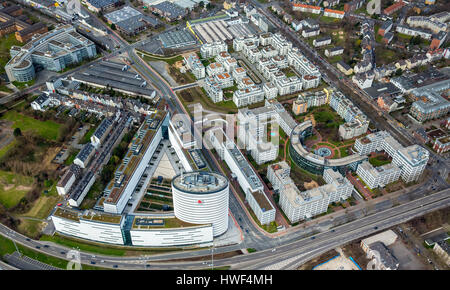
0,0,448,275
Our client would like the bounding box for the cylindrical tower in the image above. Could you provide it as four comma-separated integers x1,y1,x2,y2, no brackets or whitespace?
171,171,229,237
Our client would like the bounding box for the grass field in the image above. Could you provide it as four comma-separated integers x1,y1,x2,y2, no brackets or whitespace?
0,170,34,209
0,139,16,160
137,49,184,65
40,234,184,257
1,111,61,140
178,86,238,114
80,125,96,144
0,34,22,73
0,235,105,270
12,80,35,90
369,155,391,167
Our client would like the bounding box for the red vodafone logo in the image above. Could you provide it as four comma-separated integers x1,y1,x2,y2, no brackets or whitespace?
198,200,202,204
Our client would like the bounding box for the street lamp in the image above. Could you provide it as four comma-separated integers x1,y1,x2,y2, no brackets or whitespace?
211,245,214,270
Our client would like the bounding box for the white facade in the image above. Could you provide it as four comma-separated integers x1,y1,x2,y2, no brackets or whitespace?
130,224,213,247
392,145,429,183
233,85,265,107
56,171,76,196
172,171,229,236
268,162,353,223
200,41,227,58
103,113,167,214
356,161,401,189
168,119,194,172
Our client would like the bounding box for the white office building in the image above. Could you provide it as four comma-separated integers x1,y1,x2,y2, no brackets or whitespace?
172,171,229,236
52,207,125,245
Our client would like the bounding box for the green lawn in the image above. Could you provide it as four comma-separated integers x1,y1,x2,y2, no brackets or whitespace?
369,156,391,167
81,126,96,144
137,49,183,65
0,84,13,93
0,170,34,209
0,140,16,160
0,235,105,270
0,34,22,73
320,16,342,24
40,234,183,257
12,79,35,90
1,111,61,140
64,149,80,166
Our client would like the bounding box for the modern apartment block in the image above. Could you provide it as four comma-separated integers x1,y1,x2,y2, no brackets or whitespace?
409,80,450,122
356,161,401,189
268,162,353,223
233,85,265,107
208,127,276,225
184,53,206,79
392,145,429,183
6,25,97,82
329,90,369,140
204,76,224,103
200,41,227,58
355,131,429,183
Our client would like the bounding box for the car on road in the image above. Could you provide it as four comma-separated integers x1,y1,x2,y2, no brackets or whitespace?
113,265,118,268
35,246,40,249
91,261,96,265
311,236,316,240
374,226,378,230
43,245,49,248
60,251,66,255
57,203,62,206
26,238,30,241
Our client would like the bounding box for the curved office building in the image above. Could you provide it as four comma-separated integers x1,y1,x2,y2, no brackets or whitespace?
289,120,367,175
5,24,96,82
172,171,229,237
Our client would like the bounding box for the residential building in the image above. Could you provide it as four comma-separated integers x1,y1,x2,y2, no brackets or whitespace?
356,161,401,189
325,46,344,57
392,145,429,183
323,9,345,19
184,53,205,79
200,41,227,58
313,36,332,47
233,85,265,107
74,143,95,169
433,136,450,154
